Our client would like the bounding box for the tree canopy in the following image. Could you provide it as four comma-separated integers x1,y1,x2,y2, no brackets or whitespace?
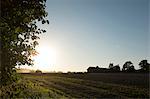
0,0,49,85
122,61,135,72
139,60,150,72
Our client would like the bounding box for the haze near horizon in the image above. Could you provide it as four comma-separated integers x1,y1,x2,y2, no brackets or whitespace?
25,0,149,72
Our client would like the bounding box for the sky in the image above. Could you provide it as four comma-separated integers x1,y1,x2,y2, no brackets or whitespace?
30,0,149,72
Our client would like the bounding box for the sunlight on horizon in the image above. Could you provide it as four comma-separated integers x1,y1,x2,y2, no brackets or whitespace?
33,45,58,71
22,0,149,72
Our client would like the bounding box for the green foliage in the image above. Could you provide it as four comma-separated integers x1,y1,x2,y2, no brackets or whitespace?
0,69,21,86
0,77,69,98
0,0,49,85
0,79,45,98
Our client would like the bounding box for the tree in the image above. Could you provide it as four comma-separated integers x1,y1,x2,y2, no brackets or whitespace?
113,65,120,72
109,63,113,69
139,60,150,72
122,61,135,72
109,63,120,72
35,69,42,73
0,0,49,85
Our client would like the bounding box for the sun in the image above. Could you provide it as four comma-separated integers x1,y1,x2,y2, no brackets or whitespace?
33,46,57,71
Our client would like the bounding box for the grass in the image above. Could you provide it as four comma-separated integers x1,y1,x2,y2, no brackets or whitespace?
0,76,68,98
0,73,149,98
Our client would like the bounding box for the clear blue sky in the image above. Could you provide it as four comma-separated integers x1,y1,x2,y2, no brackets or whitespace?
35,0,149,72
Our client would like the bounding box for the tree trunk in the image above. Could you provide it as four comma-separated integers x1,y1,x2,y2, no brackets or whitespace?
0,49,14,85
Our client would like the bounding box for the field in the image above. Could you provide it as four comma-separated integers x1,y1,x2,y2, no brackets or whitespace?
0,73,149,98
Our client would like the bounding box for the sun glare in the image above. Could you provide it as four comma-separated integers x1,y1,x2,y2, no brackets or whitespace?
33,46,57,71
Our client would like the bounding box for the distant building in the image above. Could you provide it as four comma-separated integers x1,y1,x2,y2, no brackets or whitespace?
87,65,120,73
87,66,110,73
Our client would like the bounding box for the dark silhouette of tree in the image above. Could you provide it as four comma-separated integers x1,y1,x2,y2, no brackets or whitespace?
0,0,49,85
96,66,99,69
139,60,150,72
109,63,120,72
35,70,42,73
109,63,113,69
127,65,135,72
122,61,135,72
113,65,120,72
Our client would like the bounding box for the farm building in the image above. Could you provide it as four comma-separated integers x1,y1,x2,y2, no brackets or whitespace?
87,66,110,73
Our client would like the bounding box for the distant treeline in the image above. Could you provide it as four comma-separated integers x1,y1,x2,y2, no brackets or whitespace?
87,60,150,73
17,60,150,74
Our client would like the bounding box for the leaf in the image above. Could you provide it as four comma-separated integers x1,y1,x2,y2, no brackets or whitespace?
46,20,49,24
1,0,49,85
42,20,46,24
15,27,21,33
